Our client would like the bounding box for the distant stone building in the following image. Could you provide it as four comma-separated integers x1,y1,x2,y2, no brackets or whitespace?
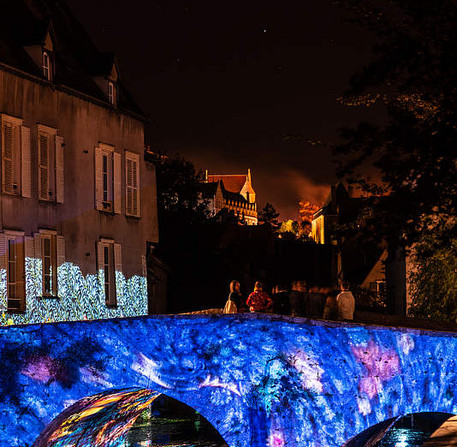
0,0,159,325
201,170,258,225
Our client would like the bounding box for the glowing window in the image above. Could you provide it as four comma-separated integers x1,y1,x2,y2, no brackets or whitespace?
42,51,51,81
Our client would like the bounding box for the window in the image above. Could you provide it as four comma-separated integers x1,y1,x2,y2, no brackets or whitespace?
41,234,56,296
1,115,26,195
37,125,64,203
108,81,116,105
125,151,140,217
95,144,121,213
34,231,65,298
6,235,25,312
97,240,122,306
42,51,52,81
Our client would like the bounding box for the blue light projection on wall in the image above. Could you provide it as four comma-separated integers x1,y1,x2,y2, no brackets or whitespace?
1,314,457,447
0,258,147,326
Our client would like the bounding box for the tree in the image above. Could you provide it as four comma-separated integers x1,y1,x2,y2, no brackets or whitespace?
149,152,209,224
334,0,457,248
258,203,280,228
408,216,457,322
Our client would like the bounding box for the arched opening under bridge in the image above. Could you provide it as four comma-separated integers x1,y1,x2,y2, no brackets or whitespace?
344,412,457,447
33,388,228,447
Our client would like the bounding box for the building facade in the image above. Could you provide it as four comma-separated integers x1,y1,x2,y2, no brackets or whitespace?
0,0,158,325
202,170,258,225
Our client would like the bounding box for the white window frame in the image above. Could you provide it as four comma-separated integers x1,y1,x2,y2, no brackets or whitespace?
125,151,140,217
42,51,52,81
97,239,121,306
41,233,57,297
108,81,116,105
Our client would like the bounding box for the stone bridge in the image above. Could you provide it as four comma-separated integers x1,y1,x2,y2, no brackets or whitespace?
1,314,457,446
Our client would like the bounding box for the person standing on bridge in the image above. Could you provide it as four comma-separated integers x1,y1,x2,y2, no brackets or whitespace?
247,281,272,313
336,281,355,321
224,280,245,313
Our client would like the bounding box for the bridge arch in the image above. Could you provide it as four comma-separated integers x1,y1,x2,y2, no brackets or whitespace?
2,314,457,446
33,388,228,446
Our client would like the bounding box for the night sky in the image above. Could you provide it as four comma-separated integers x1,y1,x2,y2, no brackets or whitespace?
66,0,381,219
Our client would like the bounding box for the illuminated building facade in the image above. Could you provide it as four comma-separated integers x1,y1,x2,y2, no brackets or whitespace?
202,169,258,225
0,0,158,325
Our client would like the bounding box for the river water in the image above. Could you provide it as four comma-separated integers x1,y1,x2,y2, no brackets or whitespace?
126,396,228,447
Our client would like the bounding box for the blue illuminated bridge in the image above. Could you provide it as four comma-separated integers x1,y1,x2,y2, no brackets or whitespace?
1,314,457,446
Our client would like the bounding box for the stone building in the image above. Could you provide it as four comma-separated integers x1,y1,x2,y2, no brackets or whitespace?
201,170,258,225
0,0,158,325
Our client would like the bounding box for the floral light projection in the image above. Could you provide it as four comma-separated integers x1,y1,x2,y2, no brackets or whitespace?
0,259,147,326
1,315,457,447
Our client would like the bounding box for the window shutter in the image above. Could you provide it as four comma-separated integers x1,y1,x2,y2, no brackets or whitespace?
25,236,34,259
113,152,122,214
126,157,133,215
142,253,147,278
125,152,140,216
133,158,140,216
34,233,42,263
2,124,13,194
114,243,122,273
55,135,64,203
21,126,32,198
38,134,49,200
0,233,6,272
96,241,105,291
95,147,103,210
114,243,122,299
56,236,65,268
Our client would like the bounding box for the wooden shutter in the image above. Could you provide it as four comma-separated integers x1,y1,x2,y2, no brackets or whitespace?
114,243,122,301
2,123,13,194
56,236,65,268
21,126,32,198
126,157,133,215
25,236,34,260
34,233,42,265
132,158,139,216
142,253,147,278
126,152,140,216
95,147,103,210
38,133,49,200
55,136,64,203
0,233,6,272
96,241,105,296
113,152,121,214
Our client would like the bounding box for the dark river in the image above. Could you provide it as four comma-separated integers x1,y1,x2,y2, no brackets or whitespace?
126,395,228,447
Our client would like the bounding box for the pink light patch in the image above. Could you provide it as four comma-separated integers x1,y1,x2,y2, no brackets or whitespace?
22,356,57,383
352,340,400,399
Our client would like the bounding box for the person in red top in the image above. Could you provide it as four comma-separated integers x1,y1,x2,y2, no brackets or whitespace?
247,281,272,313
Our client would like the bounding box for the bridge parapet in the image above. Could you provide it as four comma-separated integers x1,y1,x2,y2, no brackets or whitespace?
1,314,457,446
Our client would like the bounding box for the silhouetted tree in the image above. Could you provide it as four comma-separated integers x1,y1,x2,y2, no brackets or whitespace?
334,0,457,248
258,203,279,228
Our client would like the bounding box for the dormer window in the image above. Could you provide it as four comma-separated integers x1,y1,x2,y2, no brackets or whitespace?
42,51,51,81
108,81,117,106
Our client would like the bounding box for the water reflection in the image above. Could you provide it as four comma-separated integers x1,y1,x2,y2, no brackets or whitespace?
127,395,228,447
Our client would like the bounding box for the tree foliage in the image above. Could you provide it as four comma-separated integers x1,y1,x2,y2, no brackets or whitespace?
408,217,457,322
334,0,457,246
151,153,209,224
258,203,280,227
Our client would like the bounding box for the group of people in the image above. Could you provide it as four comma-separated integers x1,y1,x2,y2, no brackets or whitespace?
224,280,355,321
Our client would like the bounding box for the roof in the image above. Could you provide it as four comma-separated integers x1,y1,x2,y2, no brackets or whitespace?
207,175,247,194
0,0,144,117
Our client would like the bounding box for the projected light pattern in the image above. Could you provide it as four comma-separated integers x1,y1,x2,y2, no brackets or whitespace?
1,315,457,446
0,259,147,326
34,388,159,447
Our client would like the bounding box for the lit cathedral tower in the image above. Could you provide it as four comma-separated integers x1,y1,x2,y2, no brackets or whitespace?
202,169,258,225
